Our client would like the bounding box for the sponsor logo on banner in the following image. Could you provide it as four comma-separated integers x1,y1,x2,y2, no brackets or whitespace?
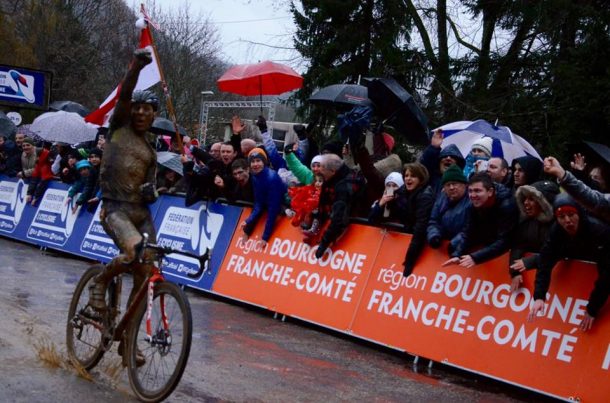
26,188,78,246
0,179,28,233
157,203,224,280
80,203,120,260
0,69,36,103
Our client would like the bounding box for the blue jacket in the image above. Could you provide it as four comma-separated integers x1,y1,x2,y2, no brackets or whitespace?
427,191,470,251
244,166,287,241
452,183,518,263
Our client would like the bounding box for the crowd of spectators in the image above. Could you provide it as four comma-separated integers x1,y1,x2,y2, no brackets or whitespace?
2,111,610,331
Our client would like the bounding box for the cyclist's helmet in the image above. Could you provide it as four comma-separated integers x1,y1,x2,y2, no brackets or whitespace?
131,90,159,111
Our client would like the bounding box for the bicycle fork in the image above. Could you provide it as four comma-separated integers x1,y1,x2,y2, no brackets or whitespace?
145,271,170,345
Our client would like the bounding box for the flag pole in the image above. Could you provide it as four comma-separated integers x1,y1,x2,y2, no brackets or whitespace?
141,4,185,155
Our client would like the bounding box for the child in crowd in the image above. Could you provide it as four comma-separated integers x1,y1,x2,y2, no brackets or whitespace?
26,142,55,206
286,172,324,235
65,159,94,213
463,137,492,179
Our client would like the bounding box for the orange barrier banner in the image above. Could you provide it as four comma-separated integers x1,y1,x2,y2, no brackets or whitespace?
351,231,610,402
212,210,383,331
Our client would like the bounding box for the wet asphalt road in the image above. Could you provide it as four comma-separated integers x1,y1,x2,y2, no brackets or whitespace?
0,236,558,402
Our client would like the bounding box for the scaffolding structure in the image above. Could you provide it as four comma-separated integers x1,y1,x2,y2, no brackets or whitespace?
199,101,276,145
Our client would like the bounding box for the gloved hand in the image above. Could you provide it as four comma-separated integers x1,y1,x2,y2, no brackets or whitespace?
428,236,441,249
140,182,158,203
256,115,267,133
315,242,328,259
294,124,307,140
283,143,295,154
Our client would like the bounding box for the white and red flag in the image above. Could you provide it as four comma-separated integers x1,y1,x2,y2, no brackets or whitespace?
85,22,161,126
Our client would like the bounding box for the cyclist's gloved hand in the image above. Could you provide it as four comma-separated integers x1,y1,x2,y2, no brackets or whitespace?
140,182,159,203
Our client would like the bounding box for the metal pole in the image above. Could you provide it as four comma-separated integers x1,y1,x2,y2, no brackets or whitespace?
199,91,213,146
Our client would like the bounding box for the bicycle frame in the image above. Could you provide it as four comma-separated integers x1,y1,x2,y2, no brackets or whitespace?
108,266,166,344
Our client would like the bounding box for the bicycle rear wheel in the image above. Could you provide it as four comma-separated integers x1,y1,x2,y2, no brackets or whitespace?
66,264,107,370
126,282,192,402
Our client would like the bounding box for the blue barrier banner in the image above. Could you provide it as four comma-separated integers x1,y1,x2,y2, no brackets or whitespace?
153,196,242,291
26,182,81,247
0,177,29,235
78,199,162,263
0,177,39,243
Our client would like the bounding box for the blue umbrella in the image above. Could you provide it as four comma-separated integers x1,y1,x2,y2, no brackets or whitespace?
435,120,541,165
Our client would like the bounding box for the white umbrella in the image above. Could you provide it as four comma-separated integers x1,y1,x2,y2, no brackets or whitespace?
435,120,541,165
156,151,183,175
31,111,98,144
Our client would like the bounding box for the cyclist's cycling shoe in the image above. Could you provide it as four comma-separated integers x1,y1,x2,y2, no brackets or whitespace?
88,281,107,311
118,339,146,367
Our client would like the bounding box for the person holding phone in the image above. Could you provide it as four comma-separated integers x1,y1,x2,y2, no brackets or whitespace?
368,172,403,223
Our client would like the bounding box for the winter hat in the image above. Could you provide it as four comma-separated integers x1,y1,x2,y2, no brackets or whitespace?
248,147,268,164
384,172,404,188
310,155,323,168
439,144,466,168
441,164,468,186
22,137,35,146
471,137,493,157
89,148,103,158
553,193,581,217
75,160,92,170
515,180,559,222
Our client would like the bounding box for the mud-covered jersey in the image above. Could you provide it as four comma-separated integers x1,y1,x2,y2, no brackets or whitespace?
99,126,157,203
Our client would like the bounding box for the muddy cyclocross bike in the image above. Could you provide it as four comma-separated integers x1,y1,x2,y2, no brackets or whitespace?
66,233,209,402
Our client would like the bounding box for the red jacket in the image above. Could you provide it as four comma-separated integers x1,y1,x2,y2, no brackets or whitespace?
31,149,55,180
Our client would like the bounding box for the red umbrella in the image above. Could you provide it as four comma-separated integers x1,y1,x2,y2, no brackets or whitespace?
217,61,303,107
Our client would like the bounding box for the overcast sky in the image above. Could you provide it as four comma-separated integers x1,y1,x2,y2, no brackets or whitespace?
142,0,299,67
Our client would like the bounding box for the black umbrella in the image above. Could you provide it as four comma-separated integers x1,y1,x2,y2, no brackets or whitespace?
49,100,90,117
309,84,372,107
363,77,429,145
150,117,188,137
0,111,17,138
568,141,610,168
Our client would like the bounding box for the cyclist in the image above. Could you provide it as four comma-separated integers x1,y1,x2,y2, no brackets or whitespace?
88,48,160,365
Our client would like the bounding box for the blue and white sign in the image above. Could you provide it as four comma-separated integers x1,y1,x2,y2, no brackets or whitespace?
154,196,241,291
0,65,50,109
79,203,120,262
0,178,28,234
78,199,162,263
26,187,79,246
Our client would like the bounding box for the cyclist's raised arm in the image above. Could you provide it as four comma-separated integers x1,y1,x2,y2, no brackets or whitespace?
109,49,153,133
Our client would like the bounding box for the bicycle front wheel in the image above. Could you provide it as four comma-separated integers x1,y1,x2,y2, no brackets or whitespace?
126,282,193,402
66,264,106,370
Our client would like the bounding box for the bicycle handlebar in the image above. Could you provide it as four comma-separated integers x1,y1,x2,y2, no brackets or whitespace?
138,233,211,278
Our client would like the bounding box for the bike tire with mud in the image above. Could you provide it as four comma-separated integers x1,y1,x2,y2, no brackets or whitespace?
66,264,107,370
126,281,193,402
